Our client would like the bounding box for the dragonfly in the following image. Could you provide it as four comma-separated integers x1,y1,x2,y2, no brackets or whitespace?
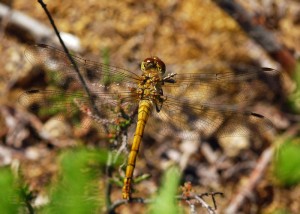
19,44,277,199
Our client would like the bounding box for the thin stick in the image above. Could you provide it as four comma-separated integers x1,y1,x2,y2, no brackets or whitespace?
37,0,101,117
36,0,115,209
108,197,153,214
105,152,113,209
194,195,216,214
225,146,274,214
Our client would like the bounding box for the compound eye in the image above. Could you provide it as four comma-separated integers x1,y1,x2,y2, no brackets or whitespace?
143,58,155,64
141,57,155,71
153,57,166,74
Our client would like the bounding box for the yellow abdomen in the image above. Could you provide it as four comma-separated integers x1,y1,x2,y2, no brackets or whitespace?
122,99,153,199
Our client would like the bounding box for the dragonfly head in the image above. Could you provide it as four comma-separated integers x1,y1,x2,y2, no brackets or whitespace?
141,56,166,75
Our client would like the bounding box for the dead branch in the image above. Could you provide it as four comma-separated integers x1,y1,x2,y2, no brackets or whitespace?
225,146,274,214
211,0,296,75
0,2,81,51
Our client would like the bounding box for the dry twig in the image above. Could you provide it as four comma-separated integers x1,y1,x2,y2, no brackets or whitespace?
0,2,81,51
212,0,296,74
225,146,274,214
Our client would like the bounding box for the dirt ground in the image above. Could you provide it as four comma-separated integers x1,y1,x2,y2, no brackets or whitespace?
0,0,300,213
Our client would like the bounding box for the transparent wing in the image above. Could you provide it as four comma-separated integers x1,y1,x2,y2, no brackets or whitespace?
167,62,279,84
151,64,278,139
18,89,139,137
163,63,279,104
145,96,273,140
24,44,141,91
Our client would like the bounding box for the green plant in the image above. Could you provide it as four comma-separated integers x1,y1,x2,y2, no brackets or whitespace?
274,138,300,186
0,167,23,214
149,166,183,214
41,148,108,213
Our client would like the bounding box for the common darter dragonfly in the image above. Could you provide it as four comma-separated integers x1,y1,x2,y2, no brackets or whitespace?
19,44,277,199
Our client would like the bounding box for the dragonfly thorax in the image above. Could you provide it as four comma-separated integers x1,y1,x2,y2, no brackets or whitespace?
137,69,164,101
137,56,167,102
